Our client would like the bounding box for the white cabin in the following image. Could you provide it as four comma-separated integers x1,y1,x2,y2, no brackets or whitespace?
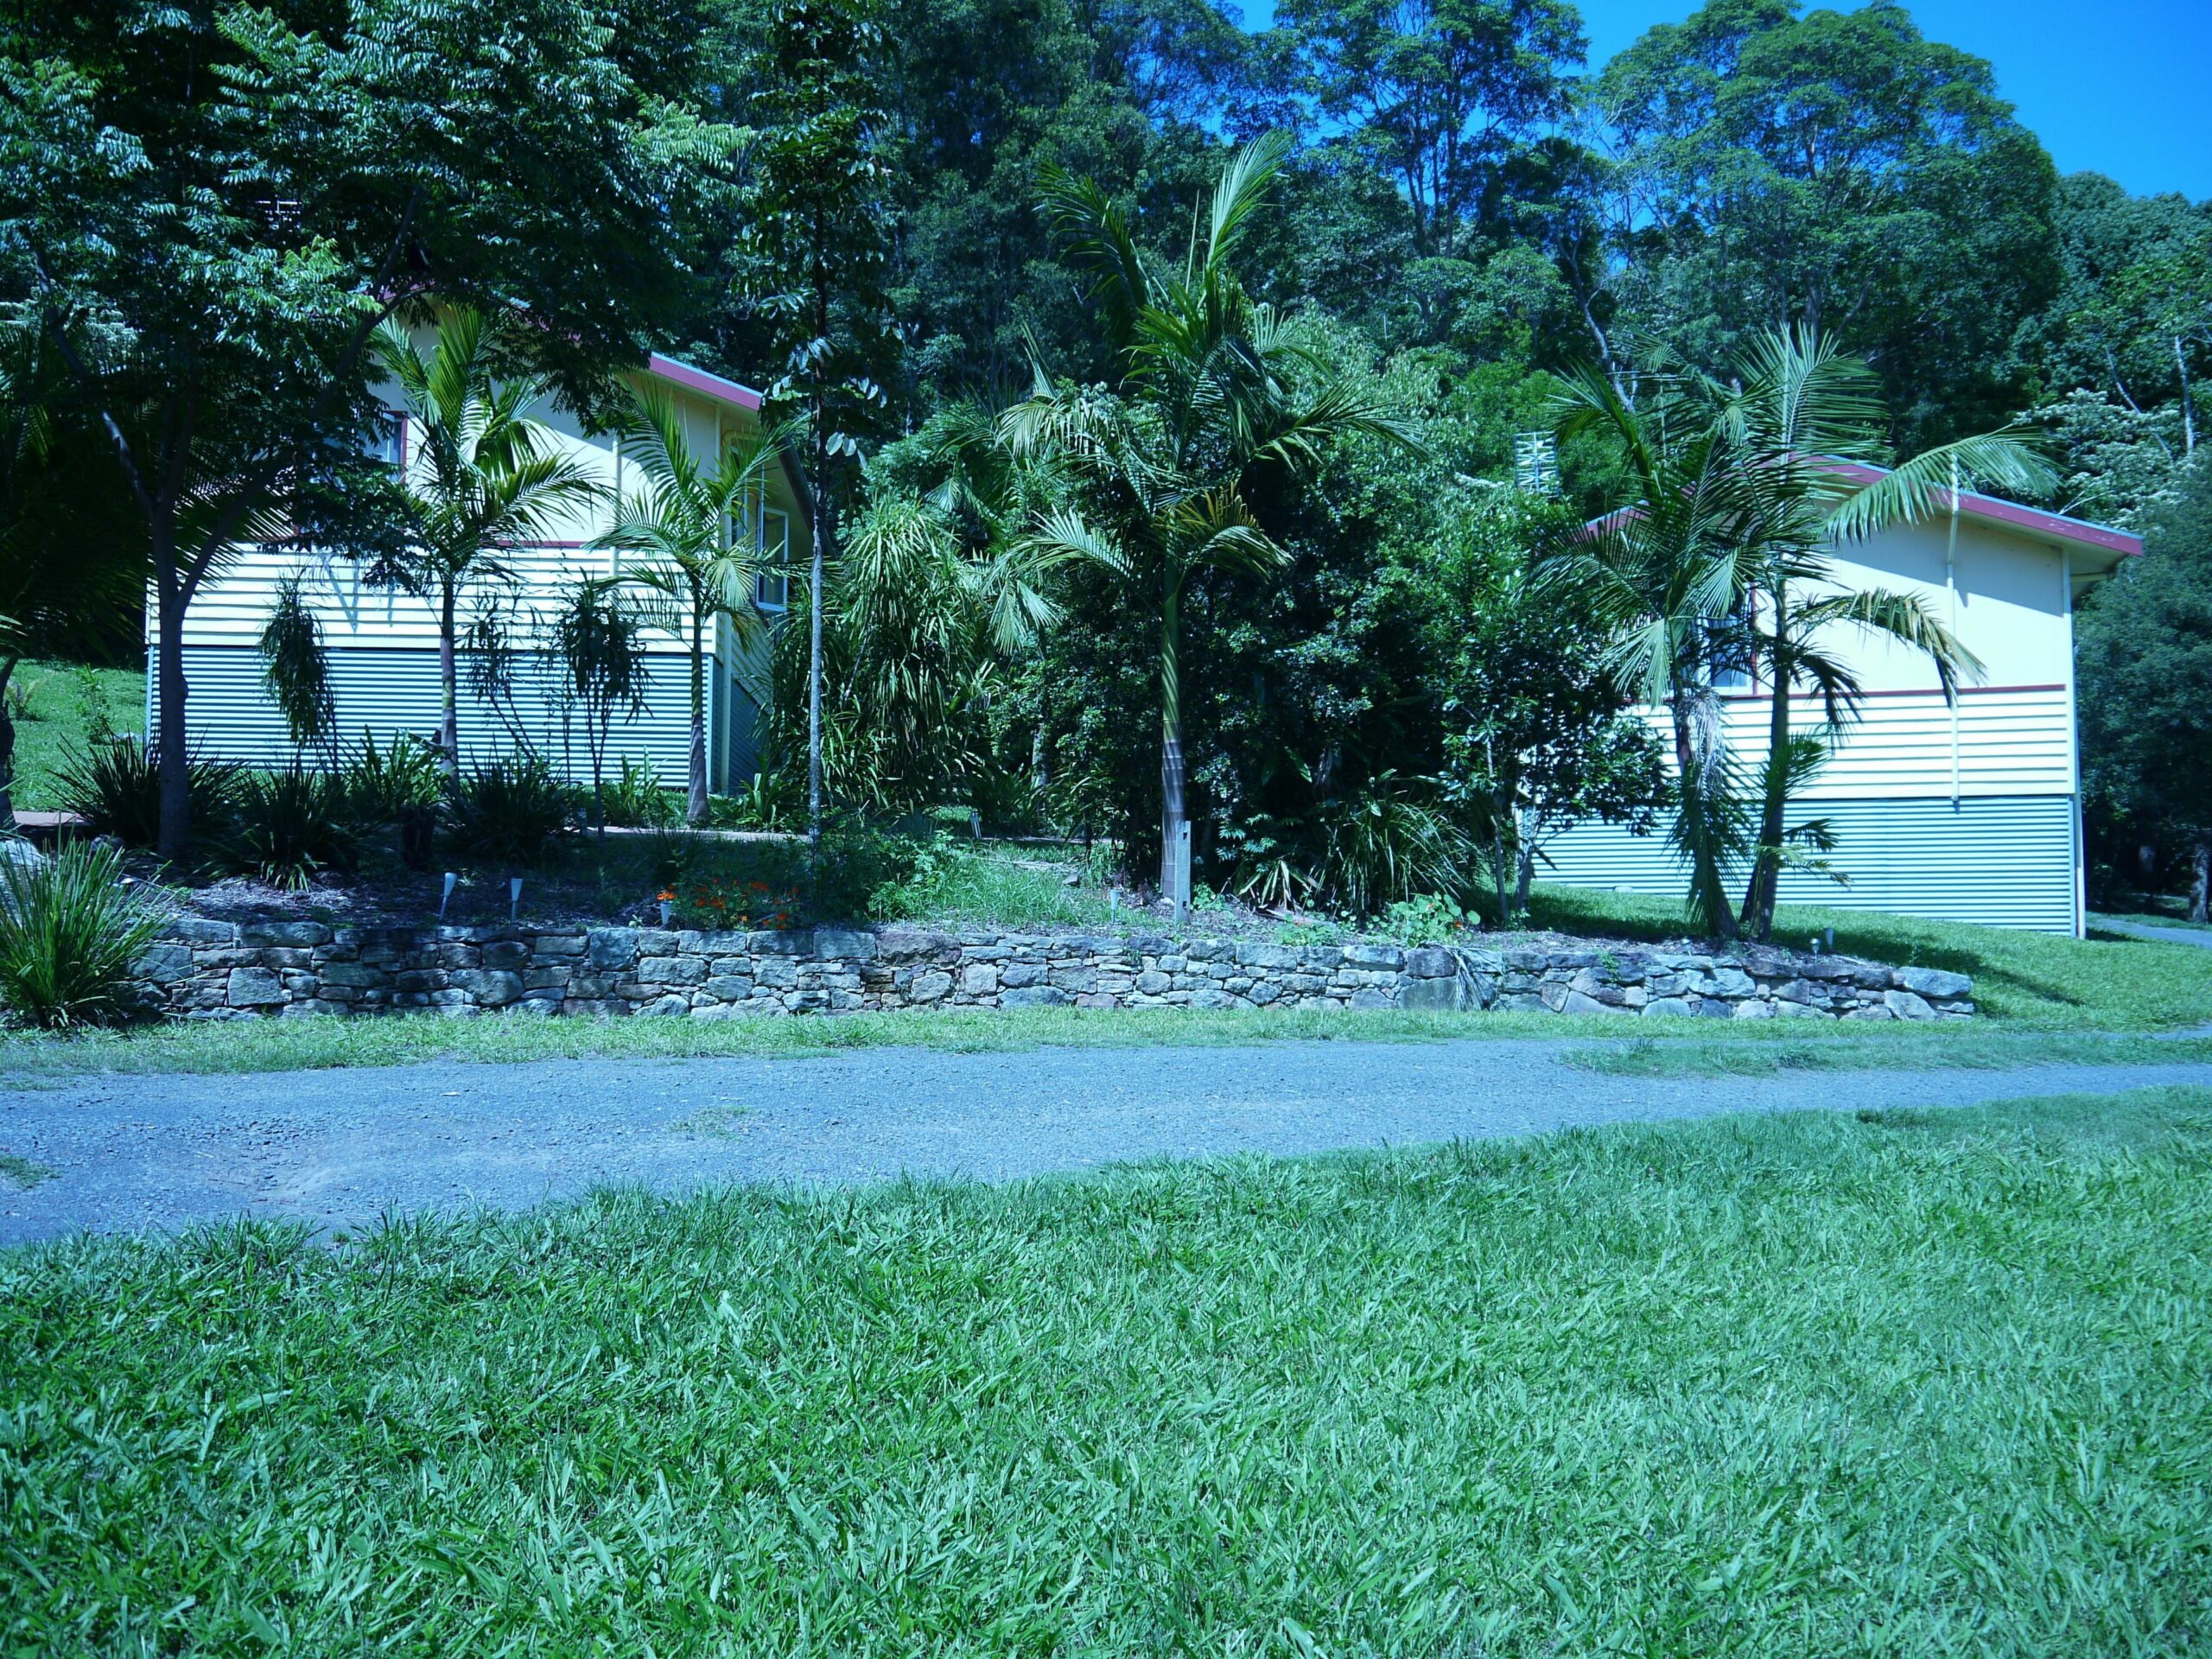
147,350,808,793
1541,466,2142,934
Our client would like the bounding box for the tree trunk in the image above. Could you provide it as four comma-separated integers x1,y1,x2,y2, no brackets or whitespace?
436,579,459,774
688,596,709,825
1514,810,1536,917
1157,578,1185,899
2191,842,2210,925
155,560,193,864
1671,699,1738,942
2177,335,2196,458
1740,660,1792,941
807,472,826,846
0,656,16,831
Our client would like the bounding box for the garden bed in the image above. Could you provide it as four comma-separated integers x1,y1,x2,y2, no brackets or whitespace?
130,915,1974,1022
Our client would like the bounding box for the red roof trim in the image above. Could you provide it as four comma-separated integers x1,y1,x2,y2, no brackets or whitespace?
646,353,764,412
1822,461,2140,557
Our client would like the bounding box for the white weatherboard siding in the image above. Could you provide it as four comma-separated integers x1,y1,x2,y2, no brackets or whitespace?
1542,797,2081,934
149,340,804,797
1538,493,2123,935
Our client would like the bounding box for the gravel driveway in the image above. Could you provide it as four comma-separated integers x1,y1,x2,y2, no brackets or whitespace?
6,1039,2212,1247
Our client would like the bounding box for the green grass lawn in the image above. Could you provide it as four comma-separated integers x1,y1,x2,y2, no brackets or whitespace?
4,1089,2207,1655
3,1002,2205,1087
2098,910,2212,935
3,658,144,810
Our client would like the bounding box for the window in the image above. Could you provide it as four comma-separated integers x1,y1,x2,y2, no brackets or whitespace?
363,410,404,469
755,507,791,609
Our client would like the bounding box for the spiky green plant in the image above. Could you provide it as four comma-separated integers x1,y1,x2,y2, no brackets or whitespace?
0,840,164,1028
226,766,357,891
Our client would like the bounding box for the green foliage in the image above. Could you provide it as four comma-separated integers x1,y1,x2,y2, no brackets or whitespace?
1427,488,1666,923
2078,461,2212,914
257,575,335,755
372,310,605,764
0,839,162,1028
1597,0,2062,446
805,815,920,922
443,757,575,869
223,767,358,892
54,737,240,854
543,577,652,830
1274,0,1582,260
599,385,782,820
8,1091,2212,1651
871,838,1119,929
339,729,444,825
5,0,735,854
602,759,683,830
1317,773,1472,916
1376,892,1480,944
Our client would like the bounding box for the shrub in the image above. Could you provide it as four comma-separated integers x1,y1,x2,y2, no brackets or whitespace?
672,873,803,931
0,841,165,1028
340,730,444,869
808,815,921,923
225,767,357,890
603,757,681,829
54,737,242,852
340,729,443,823
444,755,576,868
1319,776,1473,918
709,771,795,830
1377,893,1480,946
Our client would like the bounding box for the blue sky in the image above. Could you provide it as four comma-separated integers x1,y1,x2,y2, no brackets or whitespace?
1240,1,2210,201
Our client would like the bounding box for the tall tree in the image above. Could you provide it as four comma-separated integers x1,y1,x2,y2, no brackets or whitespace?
1274,0,1584,261
1007,133,1417,893
1718,330,2046,938
374,311,601,772
2078,461,2212,920
1596,0,2060,444
0,0,736,858
597,385,782,823
734,0,895,843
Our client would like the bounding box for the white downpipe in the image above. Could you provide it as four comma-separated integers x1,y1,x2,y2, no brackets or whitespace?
1946,459,1962,809
2063,543,2084,937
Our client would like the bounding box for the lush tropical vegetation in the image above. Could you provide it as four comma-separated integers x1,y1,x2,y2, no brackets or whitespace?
1,0,2206,928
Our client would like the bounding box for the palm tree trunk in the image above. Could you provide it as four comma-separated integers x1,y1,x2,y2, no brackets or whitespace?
688,593,709,825
1158,577,1185,900
1742,666,1792,941
436,578,459,775
0,656,17,831
154,553,193,863
1671,699,1738,942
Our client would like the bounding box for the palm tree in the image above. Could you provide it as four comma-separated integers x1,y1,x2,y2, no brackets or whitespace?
375,309,601,771
1003,133,1419,894
1547,326,2055,940
1721,331,2052,938
596,385,784,822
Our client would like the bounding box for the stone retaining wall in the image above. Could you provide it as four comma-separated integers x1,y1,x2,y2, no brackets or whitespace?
131,918,1975,1022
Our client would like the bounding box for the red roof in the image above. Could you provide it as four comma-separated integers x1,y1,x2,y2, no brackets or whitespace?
1822,460,2141,560
647,353,765,412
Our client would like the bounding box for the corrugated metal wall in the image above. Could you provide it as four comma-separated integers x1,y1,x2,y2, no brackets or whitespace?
1541,795,2082,932
153,644,739,789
